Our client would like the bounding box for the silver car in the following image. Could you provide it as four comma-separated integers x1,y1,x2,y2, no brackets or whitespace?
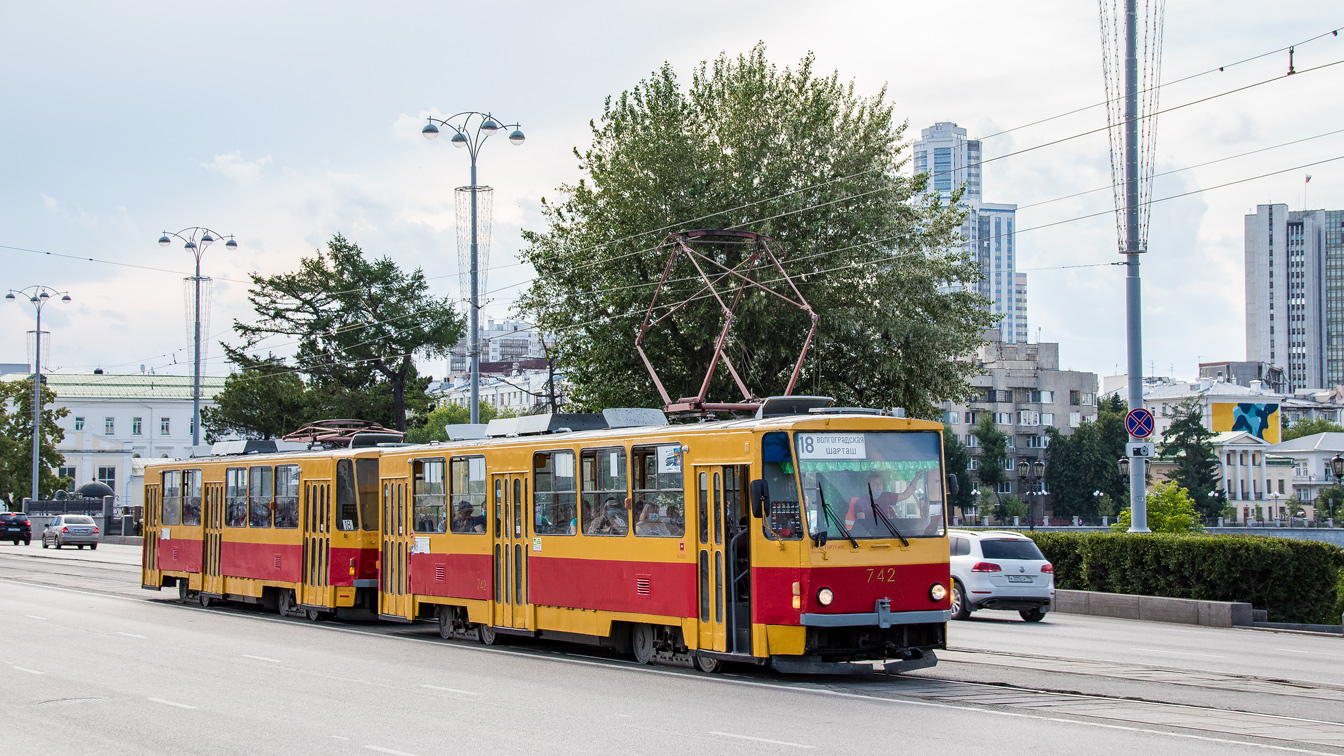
948,529,1054,622
42,515,102,550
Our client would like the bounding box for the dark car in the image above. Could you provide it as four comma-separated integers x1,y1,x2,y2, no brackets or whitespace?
1,512,32,545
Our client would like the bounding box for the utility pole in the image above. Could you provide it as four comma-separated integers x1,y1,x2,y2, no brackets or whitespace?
1122,0,1149,532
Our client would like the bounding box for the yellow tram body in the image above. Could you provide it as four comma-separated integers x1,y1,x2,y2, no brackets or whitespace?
142,411,952,672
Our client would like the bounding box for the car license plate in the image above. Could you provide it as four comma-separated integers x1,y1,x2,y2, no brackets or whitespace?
1007,575,1033,583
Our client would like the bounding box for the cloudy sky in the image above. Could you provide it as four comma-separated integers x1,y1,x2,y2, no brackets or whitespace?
2,1,1341,387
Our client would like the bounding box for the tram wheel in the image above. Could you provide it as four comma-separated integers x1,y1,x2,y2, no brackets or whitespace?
437,607,452,640
278,589,295,617
177,579,190,603
199,593,212,608
694,655,722,674
631,623,656,665
477,624,501,646
305,607,323,622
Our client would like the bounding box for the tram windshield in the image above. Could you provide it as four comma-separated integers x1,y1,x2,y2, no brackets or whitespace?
797,431,945,540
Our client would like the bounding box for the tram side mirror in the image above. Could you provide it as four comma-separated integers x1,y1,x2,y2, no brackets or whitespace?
814,530,828,548
948,475,960,496
750,479,769,519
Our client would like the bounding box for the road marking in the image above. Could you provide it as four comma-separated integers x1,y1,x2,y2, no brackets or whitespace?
25,614,47,620
117,632,145,638
242,654,282,663
364,746,420,756
1285,649,1344,659
147,697,196,709
11,666,45,675
420,684,479,696
1129,647,1225,659
711,732,816,749
331,735,351,741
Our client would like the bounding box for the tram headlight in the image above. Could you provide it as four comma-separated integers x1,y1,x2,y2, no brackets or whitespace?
816,587,835,606
929,583,947,602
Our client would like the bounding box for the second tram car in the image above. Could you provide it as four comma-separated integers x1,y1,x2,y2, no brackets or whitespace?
142,403,952,673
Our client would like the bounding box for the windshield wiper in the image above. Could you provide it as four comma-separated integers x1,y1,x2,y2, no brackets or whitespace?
815,474,858,548
868,482,909,546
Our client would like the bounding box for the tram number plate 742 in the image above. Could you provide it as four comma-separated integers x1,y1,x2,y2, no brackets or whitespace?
866,568,898,583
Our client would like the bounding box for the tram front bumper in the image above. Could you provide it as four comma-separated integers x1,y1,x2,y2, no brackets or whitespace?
799,603,951,628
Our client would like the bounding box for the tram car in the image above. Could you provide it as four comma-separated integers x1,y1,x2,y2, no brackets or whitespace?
142,399,953,673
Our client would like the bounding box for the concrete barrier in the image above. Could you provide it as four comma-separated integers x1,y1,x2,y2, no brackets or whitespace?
1054,589,1253,628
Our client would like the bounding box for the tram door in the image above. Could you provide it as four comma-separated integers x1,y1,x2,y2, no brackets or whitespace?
301,480,331,609
201,482,225,597
490,473,531,630
142,485,161,589
695,467,728,653
379,476,414,621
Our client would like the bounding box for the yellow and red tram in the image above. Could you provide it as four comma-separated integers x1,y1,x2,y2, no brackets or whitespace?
142,406,953,673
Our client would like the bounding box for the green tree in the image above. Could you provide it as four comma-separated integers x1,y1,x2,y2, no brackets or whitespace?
1158,398,1224,520
1316,486,1344,522
516,44,992,416
1043,396,1128,520
405,403,519,444
942,423,975,515
972,415,1010,510
0,378,69,507
201,355,309,441
999,494,1028,520
1282,417,1344,442
227,235,464,432
1113,480,1203,533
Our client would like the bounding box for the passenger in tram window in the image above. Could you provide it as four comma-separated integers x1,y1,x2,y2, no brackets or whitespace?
585,497,628,536
665,504,685,537
634,500,671,537
450,501,486,533
563,503,578,535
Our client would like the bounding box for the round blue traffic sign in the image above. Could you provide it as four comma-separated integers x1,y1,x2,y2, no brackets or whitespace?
1125,408,1155,439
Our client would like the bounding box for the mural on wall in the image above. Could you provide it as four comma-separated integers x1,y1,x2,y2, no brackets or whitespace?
1211,402,1281,444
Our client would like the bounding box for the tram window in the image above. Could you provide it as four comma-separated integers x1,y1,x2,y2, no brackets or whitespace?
449,457,487,533
274,465,300,529
580,448,627,537
161,470,182,526
760,431,802,540
632,444,684,538
357,458,379,531
533,450,576,536
336,460,359,531
412,458,448,533
182,469,203,526
249,466,273,528
697,472,709,544
225,467,247,527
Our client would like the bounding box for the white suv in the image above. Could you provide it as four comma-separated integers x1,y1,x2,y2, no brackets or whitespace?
948,530,1054,622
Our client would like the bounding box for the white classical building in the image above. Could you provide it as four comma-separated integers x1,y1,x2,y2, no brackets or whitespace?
1,372,226,510
1268,432,1344,516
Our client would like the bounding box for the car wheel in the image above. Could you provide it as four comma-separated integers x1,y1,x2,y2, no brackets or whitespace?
950,580,972,621
41,537,48,549
77,544,85,550
1019,608,1046,622
55,539,62,549
90,543,97,550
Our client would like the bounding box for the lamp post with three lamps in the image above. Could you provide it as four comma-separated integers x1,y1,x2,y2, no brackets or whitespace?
421,112,525,425
5,285,72,503
157,228,238,447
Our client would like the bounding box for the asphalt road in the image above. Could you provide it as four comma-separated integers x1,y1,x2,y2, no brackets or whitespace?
3,543,1344,755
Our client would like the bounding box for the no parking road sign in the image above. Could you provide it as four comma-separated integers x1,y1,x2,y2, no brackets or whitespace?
1125,407,1155,439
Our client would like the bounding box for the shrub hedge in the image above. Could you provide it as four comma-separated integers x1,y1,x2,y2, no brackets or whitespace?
1023,531,1344,624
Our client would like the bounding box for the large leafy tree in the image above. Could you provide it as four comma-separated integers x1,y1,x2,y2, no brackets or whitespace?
1159,398,1225,520
1043,394,1129,519
516,44,992,416
201,355,309,441
227,235,464,432
0,378,69,507
971,415,1010,510
1282,417,1344,442
1113,480,1202,533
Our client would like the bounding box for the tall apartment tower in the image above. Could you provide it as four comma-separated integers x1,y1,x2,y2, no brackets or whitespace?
913,122,1024,343
1245,204,1344,390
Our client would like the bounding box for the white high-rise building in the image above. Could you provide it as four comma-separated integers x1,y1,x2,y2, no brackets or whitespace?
913,122,1025,343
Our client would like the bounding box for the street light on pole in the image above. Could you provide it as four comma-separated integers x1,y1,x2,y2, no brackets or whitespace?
421,111,526,425
1016,457,1045,531
5,285,72,504
157,228,237,448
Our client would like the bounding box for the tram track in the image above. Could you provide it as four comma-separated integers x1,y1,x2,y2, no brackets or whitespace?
5,556,1344,753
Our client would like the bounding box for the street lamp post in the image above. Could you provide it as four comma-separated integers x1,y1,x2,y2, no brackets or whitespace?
157,228,237,448
1016,458,1046,531
422,112,526,425
5,285,72,504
